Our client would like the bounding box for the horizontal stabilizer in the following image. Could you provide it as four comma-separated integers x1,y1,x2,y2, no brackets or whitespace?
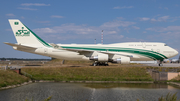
4,42,37,50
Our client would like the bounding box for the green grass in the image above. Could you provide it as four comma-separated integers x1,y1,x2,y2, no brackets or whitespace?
22,66,153,81
0,70,30,88
137,92,180,101
158,92,180,101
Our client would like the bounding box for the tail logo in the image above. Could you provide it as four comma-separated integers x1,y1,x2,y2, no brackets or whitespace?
16,27,30,37
14,22,19,25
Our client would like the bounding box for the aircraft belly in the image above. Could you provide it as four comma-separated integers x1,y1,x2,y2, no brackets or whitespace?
48,49,84,60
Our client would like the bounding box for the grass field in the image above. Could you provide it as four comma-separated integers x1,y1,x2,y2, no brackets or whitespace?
3,59,180,88
0,60,154,88
0,70,30,88
21,65,153,81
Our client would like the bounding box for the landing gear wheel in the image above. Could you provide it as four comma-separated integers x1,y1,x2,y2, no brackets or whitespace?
93,62,97,66
93,63,96,66
92,62,109,66
158,60,163,66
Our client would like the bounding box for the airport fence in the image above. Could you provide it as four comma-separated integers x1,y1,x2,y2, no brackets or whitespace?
0,66,8,70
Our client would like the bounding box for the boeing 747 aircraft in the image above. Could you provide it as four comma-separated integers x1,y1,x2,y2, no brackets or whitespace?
4,19,179,66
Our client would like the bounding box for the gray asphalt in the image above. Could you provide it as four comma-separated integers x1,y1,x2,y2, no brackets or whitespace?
144,63,180,67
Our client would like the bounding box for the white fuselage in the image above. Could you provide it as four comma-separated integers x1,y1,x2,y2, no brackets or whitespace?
28,42,178,61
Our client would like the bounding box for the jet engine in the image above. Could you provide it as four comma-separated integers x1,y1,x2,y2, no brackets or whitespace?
89,53,108,62
111,57,130,64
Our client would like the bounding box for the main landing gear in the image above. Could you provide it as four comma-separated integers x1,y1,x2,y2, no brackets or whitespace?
92,61,109,66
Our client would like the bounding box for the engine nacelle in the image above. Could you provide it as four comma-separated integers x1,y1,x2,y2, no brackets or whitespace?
89,53,108,62
111,57,130,64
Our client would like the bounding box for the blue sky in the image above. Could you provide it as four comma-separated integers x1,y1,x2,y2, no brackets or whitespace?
1,0,180,59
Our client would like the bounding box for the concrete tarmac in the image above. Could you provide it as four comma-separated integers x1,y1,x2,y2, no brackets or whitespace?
144,63,180,67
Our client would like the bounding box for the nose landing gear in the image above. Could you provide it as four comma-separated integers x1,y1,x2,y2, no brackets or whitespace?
158,60,163,66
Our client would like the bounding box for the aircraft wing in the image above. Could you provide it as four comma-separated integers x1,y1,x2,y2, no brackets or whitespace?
100,51,133,57
61,47,133,57
4,42,37,50
63,48,94,52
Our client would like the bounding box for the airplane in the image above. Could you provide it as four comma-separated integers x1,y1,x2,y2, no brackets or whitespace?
4,19,179,66
171,56,180,63
171,59,179,63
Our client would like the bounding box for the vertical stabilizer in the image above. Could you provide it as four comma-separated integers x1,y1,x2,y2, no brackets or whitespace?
8,19,52,48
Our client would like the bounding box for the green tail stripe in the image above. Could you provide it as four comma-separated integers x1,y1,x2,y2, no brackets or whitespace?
24,24,52,48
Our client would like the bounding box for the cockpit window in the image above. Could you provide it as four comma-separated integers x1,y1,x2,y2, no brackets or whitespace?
164,44,168,46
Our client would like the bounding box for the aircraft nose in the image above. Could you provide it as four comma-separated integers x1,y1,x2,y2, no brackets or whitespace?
174,49,179,56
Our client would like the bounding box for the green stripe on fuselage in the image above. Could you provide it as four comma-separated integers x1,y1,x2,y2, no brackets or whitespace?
61,46,167,60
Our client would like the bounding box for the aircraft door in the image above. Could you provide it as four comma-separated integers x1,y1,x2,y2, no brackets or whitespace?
142,42,146,48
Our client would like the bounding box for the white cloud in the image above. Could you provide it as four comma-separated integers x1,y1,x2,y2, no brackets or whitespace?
143,31,147,34
34,19,135,35
51,15,64,18
170,16,180,22
37,21,50,23
21,16,25,19
106,35,124,41
113,6,133,9
156,16,169,22
108,31,117,34
132,26,140,29
18,7,37,10
18,3,50,11
116,17,124,20
139,17,150,21
6,13,15,17
159,6,169,10
164,7,169,10
146,26,180,32
139,16,170,22
100,20,135,28
30,16,147,44
151,18,156,22
21,3,50,6
34,23,99,35
34,28,56,33
146,26,180,43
